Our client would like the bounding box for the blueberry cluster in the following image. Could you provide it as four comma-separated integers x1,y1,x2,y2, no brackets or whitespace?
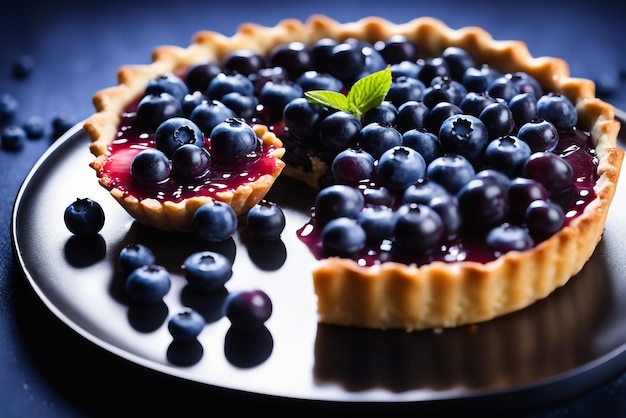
128,35,583,260
118,242,272,342
228,36,579,259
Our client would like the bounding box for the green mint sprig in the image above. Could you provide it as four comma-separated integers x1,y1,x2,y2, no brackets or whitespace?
304,67,392,120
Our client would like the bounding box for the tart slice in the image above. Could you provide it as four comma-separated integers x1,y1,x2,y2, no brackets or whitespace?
84,15,623,331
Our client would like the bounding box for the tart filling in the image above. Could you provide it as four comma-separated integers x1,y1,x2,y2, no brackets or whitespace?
84,15,623,331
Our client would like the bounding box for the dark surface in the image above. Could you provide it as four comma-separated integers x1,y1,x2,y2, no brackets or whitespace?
2,0,626,416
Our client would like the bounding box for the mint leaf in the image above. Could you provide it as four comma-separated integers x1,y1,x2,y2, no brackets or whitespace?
304,67,392,119
347,67,392,118
304,90,350,113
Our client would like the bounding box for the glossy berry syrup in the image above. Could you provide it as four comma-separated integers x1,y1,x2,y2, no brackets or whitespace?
297,128,599,266
100,103,280,203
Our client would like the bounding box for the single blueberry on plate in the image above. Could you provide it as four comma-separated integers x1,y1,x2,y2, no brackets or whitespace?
183,251,233,292
125,264,171,304
168,308,206,342
223,289,273,328
192,200,238,242
64,197,105,236
119,243,156,276
246,200,286,240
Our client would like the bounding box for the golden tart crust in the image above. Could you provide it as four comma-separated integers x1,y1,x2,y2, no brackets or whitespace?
84,15,623,331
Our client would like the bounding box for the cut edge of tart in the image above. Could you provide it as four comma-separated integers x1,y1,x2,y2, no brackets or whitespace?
84,15,624,331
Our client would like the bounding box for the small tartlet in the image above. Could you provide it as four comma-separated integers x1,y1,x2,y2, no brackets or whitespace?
84,15,623,331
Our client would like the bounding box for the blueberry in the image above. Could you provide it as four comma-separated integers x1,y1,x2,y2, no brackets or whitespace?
525,199,565,240
331,147,376,185
385,76,426,108
401,129,441,164
1,125,26,150
507,177,550,221
283,97,323,140
487,76,519,102
438,114,489,164
145,73,189,102
185,62,222,93
314,184,365,225
209,117,259,163
181,91,208,117
536,93,578,130
192,200,238,242
421,84,452,109
426,154,475,195
125,264,171,304
377,35,419,64
358,122,403,160
182,250,233,292
402,179,450,205
459,91,498,117
269,41,312,79
362,101,398,126
474,168,511,190
135,93,184,132
357,205,396,242
376,145,426,192
429,193,463,240
52,113,77,139
207,72,254,100
417,57,451,85
522,151,573,193
320,111,362,151
517,118,559,153
246,200,286,240
64,197,106,236
429,77,467,106
154,117,204,158
311,38,338,73
391,61,421,80
483,135,532,178
224,50,266,76
221,92,258,119
168,308,206,342
119,243,155,276
486,223,534,255
189,99,237,135
479,101,515,139
362,186,395,207
0,93,18,123
130,148,171,184
508,92,538,128
507,72,543,100
171,144,211,179
456,177,509,227
258,81,303,122
223,289,273,328
296,70,343,92
393,203,444,253
321,217,367,254
23,115,46,139
461,65,501,93
424,101,462,134
396,100,429,133
441,46,475,80
327,41,366,84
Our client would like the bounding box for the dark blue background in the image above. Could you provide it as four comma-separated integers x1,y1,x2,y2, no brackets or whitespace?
1,0,626,416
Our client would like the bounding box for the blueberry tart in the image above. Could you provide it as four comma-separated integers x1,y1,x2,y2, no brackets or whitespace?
84,15,623,331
